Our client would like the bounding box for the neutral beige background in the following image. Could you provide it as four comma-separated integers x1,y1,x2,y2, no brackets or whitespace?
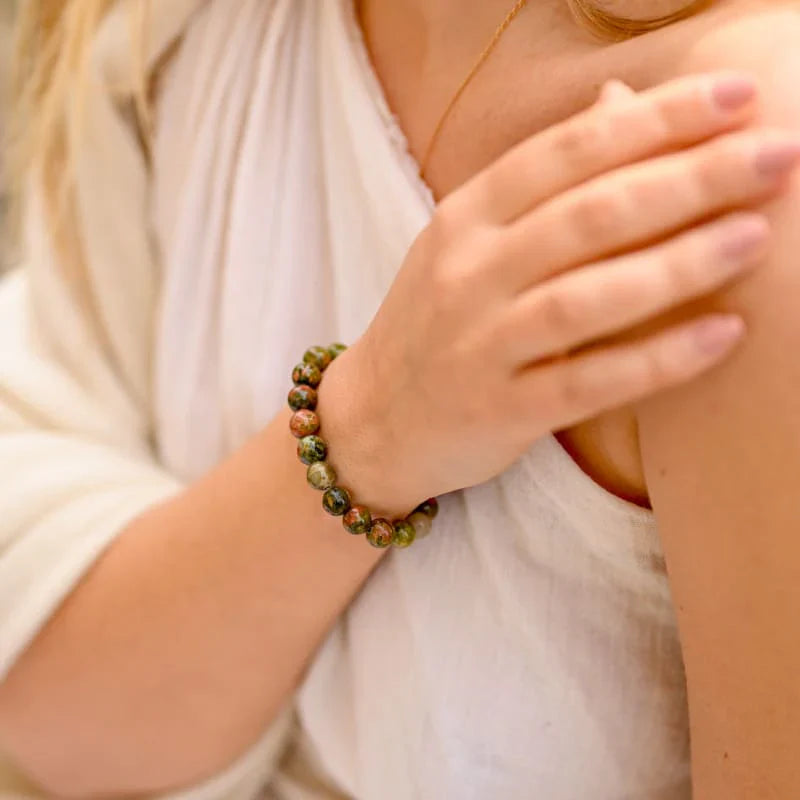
0,0,12,137
0,0,14,270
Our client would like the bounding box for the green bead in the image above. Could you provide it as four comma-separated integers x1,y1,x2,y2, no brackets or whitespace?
366,519,395,549
392,520,416,549
292,362,322,388
407,511,433,540
323,487,352,516
288,385,318,412
290,409,320,438
298,435,328,465
343,506,372,535
327,343,347,360
414,498,439,519
303,346,333,372
307,462,337,491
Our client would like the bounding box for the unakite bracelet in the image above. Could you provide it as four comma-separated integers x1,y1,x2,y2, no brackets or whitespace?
287,343,438,549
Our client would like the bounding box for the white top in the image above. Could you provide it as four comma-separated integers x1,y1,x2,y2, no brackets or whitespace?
0,0,690,797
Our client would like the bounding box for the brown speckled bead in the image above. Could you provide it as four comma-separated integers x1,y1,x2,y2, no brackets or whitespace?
292,362,322,388
327,343,347,360
414,498,439,519
307,461,337,491
298,435,328,465
323,487,352,516
366,519,395,549
290,409,320,438
343,506,372,535
303,346,333,372
392,520,416,549
407,511,433,540
288,385,318,412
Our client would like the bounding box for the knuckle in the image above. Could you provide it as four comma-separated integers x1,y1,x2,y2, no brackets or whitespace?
614,94,672,149
536,287,584,336
429,228,499,311
691,135,741,197
660,245,699,299
569,188,624,244
552,115,606,171
467,225,507,272
647,86,695,142
647,96,677,138
554,367,590,415
639,347,672,391
690,154,723,200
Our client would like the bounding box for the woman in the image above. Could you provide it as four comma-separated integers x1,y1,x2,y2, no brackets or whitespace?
0,0,799,797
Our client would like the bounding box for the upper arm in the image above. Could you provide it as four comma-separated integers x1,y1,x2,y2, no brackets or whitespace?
638,9,800,797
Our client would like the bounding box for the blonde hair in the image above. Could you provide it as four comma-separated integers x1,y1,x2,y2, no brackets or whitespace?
7,0,150,279
567,0,711,39
12,1,116,191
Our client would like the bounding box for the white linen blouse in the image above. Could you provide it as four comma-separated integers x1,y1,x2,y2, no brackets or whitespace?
0,1,690,797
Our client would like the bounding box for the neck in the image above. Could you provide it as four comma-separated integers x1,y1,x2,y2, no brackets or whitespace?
356,0,570,84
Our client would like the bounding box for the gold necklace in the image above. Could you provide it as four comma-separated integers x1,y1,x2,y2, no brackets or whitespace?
420,0,530,177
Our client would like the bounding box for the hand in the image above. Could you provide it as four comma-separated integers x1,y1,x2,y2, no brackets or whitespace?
324,72,800,511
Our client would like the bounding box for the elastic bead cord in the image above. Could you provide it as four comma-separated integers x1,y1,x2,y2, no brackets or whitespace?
288,343,439,548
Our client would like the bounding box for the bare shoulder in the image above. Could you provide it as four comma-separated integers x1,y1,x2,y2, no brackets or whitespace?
672,1,800,97
638,2,800,515
635,5,800,796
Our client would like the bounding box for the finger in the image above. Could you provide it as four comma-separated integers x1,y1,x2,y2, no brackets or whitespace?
518,314,745,432
500,213,768,366
457,71,758,225
597,79,637,106
500,129,800,292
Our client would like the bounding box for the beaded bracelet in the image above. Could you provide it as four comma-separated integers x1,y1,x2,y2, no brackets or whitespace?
288,343,438,549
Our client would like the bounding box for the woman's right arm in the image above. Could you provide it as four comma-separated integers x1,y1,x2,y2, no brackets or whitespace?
1,71,795,798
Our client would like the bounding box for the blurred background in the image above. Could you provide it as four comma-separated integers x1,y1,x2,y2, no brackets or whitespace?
1,0,13,270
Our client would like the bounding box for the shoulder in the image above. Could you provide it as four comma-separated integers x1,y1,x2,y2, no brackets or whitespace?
673,1,800,117
638,1,800,437
638,3,800,484
636,9,800,543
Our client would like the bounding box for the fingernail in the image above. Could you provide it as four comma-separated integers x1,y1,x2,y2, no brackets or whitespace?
712,76,757,111
755,140,800,177
719,215,770,262
693,315,745,357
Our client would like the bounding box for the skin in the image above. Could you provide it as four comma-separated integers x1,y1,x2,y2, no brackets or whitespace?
362,0,800,796
0,0,798,797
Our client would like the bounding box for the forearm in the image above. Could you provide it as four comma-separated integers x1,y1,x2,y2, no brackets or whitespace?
0,354,399,798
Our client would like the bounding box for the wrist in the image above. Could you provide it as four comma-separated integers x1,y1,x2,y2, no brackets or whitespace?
314,343,421,518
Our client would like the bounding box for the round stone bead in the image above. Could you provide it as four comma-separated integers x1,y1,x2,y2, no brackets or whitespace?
366,519,395,549
407,511,433,540
292,362,322,388
290,409,320,438
414,497,439,519
307,461,337,491
298,435,328,465
327,343,347,360
343,506,372,535
303,346,333,372
288,385,318,412
392,520,416,549
323,487,352,517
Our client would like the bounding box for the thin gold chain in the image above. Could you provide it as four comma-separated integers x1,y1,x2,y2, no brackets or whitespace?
420,0,530,177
